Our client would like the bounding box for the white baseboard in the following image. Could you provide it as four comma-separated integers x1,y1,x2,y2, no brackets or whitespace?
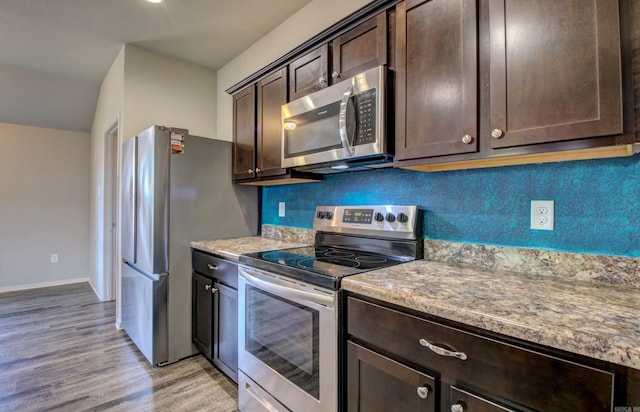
0,277,90,294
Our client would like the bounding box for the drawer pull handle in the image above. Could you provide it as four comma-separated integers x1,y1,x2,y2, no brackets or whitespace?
416,386,430,399
207,263,218,271
419,338,467,361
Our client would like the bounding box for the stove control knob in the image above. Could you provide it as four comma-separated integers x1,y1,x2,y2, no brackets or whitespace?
386,213,396,223
317,211,326,219
325,212,334,220
397,212,409,223
374,212,385,222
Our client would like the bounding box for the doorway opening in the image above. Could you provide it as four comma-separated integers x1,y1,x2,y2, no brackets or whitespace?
104,122,120,303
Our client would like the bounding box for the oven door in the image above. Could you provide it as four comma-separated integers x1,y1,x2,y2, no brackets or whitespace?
238,265,337,412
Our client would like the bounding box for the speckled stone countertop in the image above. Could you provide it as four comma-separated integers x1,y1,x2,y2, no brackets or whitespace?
191,236,308,261
342,260,640,370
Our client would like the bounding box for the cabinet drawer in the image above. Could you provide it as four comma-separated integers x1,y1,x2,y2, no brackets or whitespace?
191,249,238,288
450,386,517,412
347,297,614,411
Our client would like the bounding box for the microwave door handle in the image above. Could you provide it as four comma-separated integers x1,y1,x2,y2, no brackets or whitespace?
339,86,354,157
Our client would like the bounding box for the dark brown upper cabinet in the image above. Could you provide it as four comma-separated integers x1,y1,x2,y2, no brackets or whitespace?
332,12,388,82
257,68,288,179
232,69,288,183
289,12,389,101
394,0,478,161
288,44,329,101
488,0,623,149
394,0,635,171
232,85,256,182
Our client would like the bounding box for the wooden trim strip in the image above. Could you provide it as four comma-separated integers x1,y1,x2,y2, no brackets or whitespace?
400,144,637,172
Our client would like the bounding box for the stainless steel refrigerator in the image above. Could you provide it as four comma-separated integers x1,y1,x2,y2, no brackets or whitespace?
120,125,258,366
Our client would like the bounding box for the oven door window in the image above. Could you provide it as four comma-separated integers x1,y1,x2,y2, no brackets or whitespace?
245,285,320,399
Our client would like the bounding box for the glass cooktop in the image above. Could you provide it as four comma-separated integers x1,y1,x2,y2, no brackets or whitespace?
239,246,404,290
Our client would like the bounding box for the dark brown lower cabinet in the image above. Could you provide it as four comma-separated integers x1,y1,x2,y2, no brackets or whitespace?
348,342,436,412
346,295,635,412
192,272,213,356
213,281,238,381
192,250,238,383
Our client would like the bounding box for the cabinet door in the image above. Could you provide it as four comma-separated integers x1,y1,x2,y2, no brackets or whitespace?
289,44,329,100
213,282,238,383
395,0,478,161
232,85,256,181
257,68,287,178
192,273,213,359
347,342,436,412
489,0,622,148
332,12,387,83
450,386,520,412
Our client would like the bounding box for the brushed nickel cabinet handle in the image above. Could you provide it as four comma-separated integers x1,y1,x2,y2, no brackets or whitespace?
416,386,430,399
461,134,473,144
491,128,504,139
419,338,467,360
207,263,218,271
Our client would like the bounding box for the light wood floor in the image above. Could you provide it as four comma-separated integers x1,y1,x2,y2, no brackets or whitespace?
0,282,238,411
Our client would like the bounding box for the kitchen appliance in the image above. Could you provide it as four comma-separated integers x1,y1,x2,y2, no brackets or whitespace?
281,66,392,174
237,205,422,412
121,125,258,366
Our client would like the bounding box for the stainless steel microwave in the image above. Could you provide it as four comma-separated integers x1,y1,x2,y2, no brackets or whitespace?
281,66,392,173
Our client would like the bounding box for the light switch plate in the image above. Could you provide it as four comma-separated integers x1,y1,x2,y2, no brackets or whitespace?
278,202,285,217
530,200,554,230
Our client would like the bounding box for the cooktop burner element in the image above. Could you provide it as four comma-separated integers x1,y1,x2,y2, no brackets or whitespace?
239,205,423,289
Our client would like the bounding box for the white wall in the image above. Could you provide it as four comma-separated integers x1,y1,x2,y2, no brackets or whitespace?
0,122,90,291
122,45,217,139
215,0,371,142
89,47,124,302
0,63,99,133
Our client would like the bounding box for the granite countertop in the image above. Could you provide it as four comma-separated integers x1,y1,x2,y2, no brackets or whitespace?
342,260,640,371
191,236,308,261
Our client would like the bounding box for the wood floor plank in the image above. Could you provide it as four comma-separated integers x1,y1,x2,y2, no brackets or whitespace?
0,282,238,411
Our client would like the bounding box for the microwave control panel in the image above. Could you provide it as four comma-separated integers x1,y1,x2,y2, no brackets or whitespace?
354,89,377,145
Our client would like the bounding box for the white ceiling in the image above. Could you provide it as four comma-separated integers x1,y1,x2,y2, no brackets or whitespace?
0,0,313,132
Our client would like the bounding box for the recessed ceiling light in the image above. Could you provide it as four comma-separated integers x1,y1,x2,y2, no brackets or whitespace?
147,0,163,3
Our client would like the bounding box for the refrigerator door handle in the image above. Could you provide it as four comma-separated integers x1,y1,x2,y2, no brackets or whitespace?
126,262,167,282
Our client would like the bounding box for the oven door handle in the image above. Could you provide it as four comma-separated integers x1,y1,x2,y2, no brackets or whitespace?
338,85,355,157
241,270,334,308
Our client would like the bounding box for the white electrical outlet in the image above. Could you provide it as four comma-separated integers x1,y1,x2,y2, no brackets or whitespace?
51,253,59,263
278,202,286,217
530,200,554,230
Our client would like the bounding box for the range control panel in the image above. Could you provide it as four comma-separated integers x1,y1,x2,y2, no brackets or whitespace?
313,205,419,240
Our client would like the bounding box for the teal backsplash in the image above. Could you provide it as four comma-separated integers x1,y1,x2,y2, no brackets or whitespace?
262,156,640,257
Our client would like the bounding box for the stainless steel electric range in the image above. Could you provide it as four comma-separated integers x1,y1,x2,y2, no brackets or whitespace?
237,205,422,412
